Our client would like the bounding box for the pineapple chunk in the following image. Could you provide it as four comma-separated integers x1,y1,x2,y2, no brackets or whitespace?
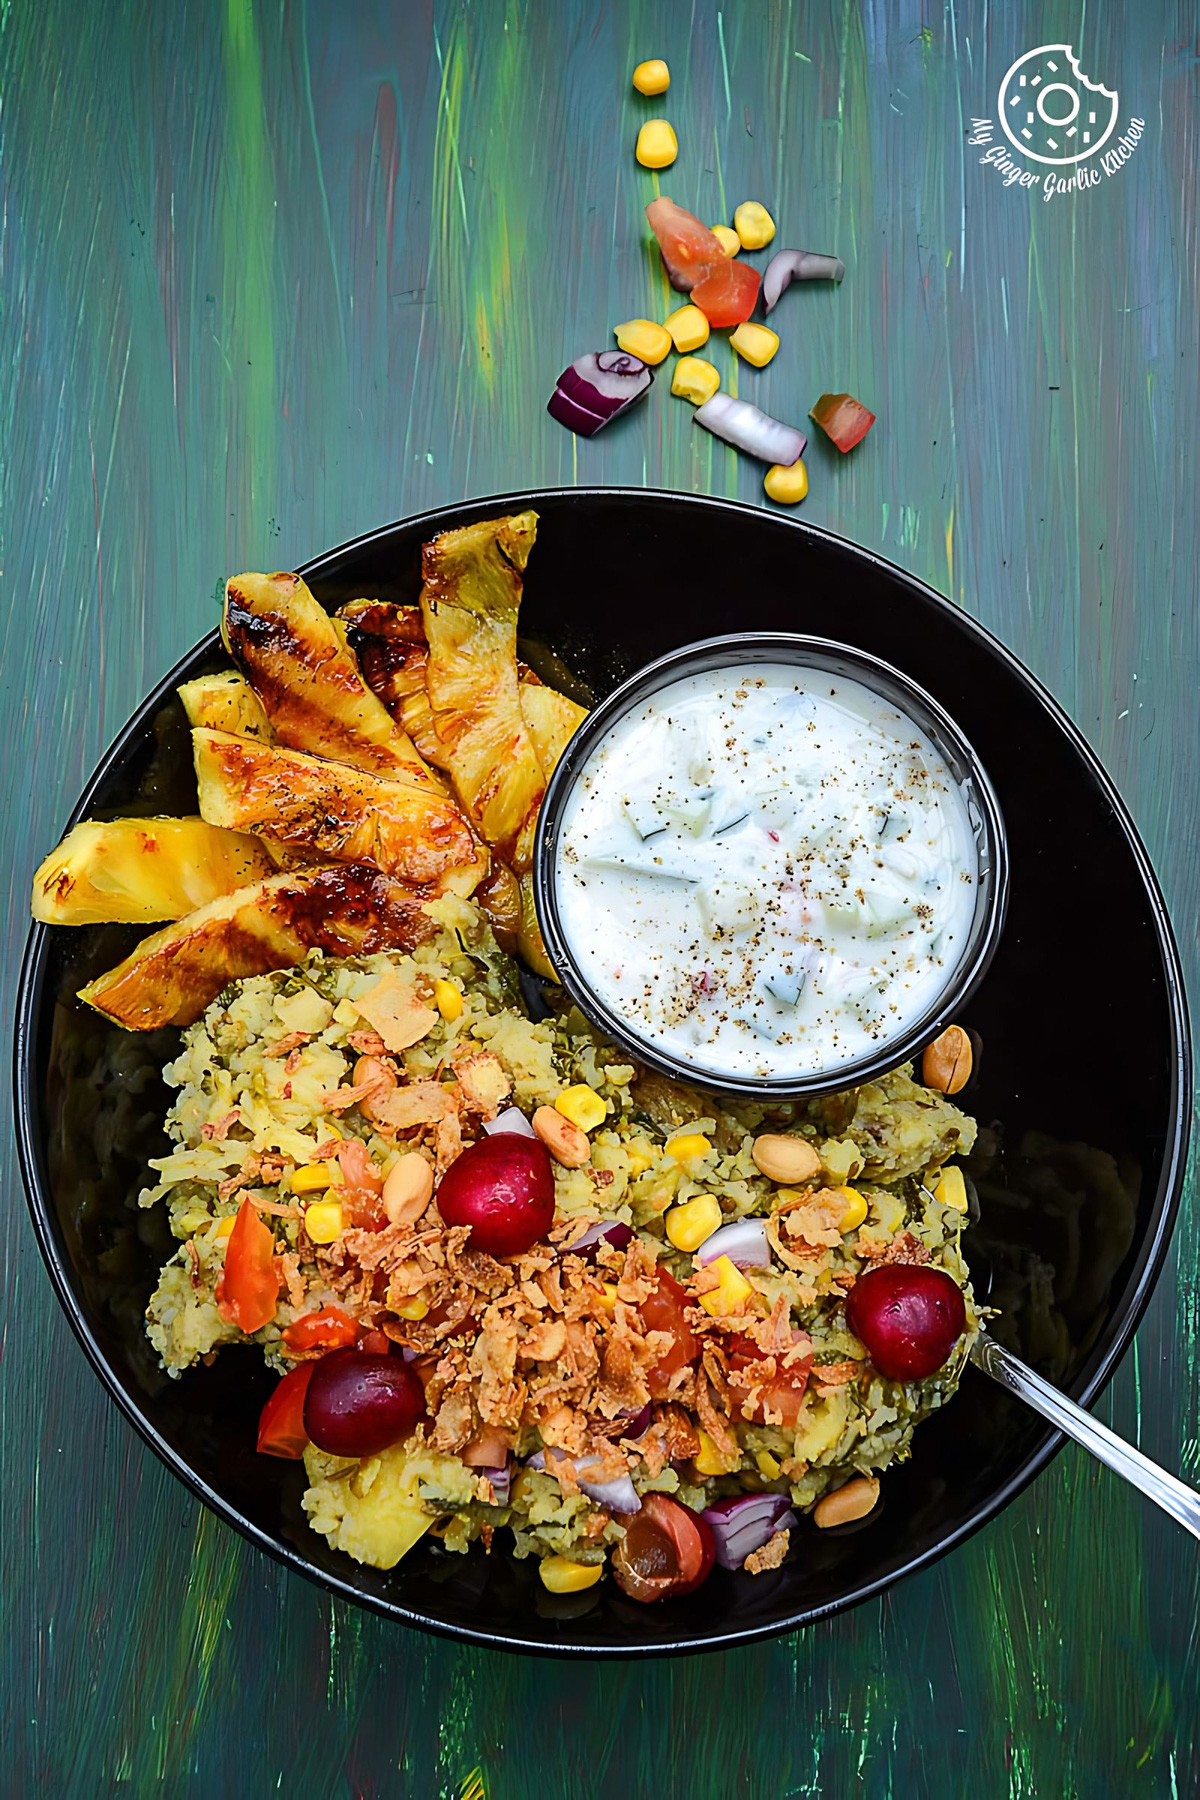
177,672,274,741
336,600,447,768
31,817,275,926
79,865,437,1030
192,728,484,892
519,682,588,779
420,512,545,869
223,571,437,785
517,871,557,982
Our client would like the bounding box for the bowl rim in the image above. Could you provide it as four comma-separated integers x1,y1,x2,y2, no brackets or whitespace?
531,628,1009,1099
12,485,1192,1658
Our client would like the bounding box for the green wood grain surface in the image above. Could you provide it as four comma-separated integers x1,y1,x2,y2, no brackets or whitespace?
2,2,1197,1794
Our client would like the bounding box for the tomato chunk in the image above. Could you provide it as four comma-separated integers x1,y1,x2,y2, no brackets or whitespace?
640,1268,700,1399
257,1362,315,1459
645,197,727,292
725,1331,814,1427
282,1305,359,1353
613,1493,716,1601
216,1198,279,1332
809,391,876,452
690,259,761,327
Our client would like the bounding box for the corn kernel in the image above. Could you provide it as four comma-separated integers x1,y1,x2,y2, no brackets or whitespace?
693,1428,726,1476
624,1139,658,1175
838,1186,869,1232
755,1449,782,1479
671,356,721,406
764,458,809,505
934,1165,969,1213
709,223,741,257
291,1161,334,1194
433,978,463,1022
214,1215,237,1240
632,58,670,96
178,1208,211,1235
699,1254,755,1317
555,1085,607,1132
667,1132,711,1163
597,1282,620,1314
665,1193,722,1252
393,1294,430,1321
729,322,780,368
539,1555,604,1593
304,1200,343,1244
635,119,678,169
663,304,710,353
613,318,672,365
733,199,776,249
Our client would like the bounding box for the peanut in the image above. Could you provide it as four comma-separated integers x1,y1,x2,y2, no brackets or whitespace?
751,1133,821,1186
921,1025,973,1095
812,1476,880,1529
354,1054,397,1122
532,1105,591,1168
382,1152,434,1226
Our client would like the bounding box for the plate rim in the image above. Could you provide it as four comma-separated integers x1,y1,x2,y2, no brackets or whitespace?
12,485,1192,1657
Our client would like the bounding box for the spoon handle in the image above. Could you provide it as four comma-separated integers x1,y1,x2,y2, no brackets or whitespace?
970,1335,1200,1542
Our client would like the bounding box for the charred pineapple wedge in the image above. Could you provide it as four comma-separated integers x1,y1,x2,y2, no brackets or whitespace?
420,512,545,870
336,608,446,768
192,728,485,892
31,817,275,926
177,671,275,741
78,865,437,1030
519,683,588,779
223,571,438,785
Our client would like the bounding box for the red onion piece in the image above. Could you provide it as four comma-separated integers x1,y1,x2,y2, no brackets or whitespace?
696,1219,771,1269
619,1402,653,1439
547,352,654,437
762,248,846,313
483,1106,536,1139
527,1447,642,1516
694,393,806,466
477,1463,512,1505
563,1219,635,1258
701,1493,797,1570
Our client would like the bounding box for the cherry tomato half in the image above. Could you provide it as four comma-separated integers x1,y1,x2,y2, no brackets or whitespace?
640,1269,700,1400
613,1493,716,1602
282,1305,359,1353
725,1331,814,1427
257,1361,315,1459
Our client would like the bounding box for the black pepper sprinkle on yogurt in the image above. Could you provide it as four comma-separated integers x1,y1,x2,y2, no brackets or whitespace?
554,662,978,1080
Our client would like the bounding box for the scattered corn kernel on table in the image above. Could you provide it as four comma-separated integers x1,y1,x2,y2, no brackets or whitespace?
4,3,1198,1794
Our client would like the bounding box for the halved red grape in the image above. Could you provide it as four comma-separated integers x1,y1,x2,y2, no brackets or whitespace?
434,1132,555,1258
613,1492,715,1602
302,1348,424,1457
844,1265,966,1381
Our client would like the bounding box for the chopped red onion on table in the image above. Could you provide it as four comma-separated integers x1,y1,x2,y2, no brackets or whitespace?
693,393,806,465
762,248,846,313
482,1105,536,1139
696,1219,772,1269
547,352,654,437
563,1219,635,1257
527,1447,642,1515
701,1493,797,1570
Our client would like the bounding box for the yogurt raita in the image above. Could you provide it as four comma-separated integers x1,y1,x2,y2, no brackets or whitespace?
553,662,978,1080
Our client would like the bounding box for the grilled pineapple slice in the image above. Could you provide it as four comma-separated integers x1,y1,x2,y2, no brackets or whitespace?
420,512,544,869
31,817,275,926
517,873,557,981
192,728,484,891
519,683,587,778
79,865,437,1030
177,672,275,741
223,571,437,784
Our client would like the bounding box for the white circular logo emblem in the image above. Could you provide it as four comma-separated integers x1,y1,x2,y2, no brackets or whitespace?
998,44,1119,165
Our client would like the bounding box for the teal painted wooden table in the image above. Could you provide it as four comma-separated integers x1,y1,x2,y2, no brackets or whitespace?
3,3,1197,1793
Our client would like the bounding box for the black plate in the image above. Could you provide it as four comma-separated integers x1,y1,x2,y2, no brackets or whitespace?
13,489,1191,1657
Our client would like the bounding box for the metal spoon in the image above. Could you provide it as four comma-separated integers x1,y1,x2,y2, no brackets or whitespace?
971,1334,1200,1541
